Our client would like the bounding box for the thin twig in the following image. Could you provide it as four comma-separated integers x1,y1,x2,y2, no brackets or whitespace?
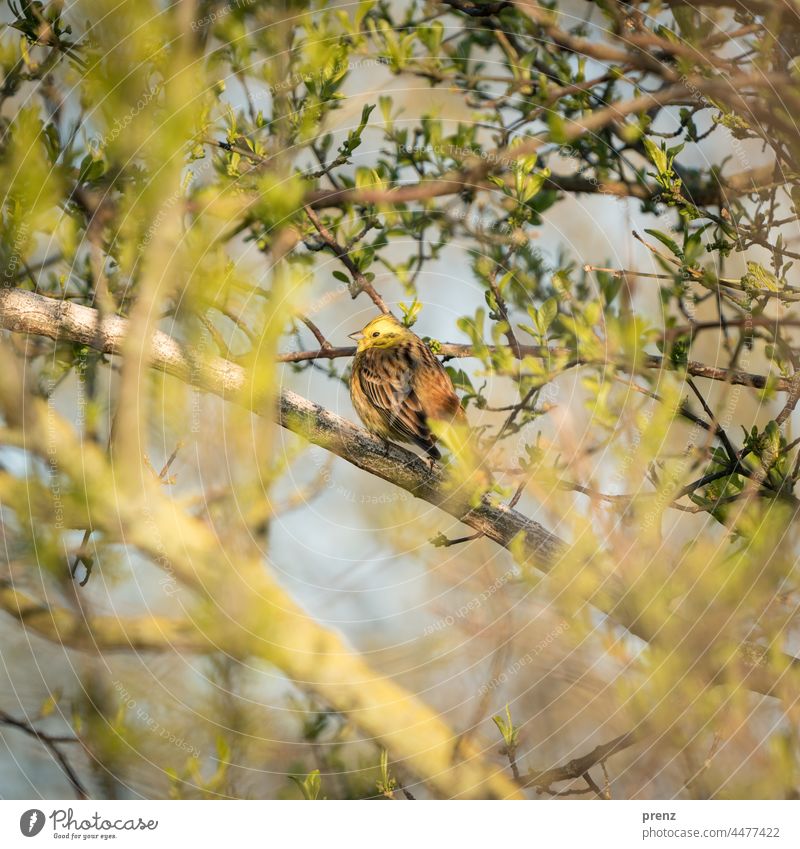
522,730,641,790
582,771,605,799
304,206,390,314
298,315,333,351
276,341,793,394
686,378,737,462
0,709,88,798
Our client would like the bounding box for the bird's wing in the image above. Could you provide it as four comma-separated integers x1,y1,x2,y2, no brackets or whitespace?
411,344,467,424
355,351,433,447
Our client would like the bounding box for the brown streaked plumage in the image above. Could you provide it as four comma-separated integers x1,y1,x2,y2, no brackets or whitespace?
348,314,466,460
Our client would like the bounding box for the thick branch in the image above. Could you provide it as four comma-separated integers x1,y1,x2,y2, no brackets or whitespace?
0,582,212,653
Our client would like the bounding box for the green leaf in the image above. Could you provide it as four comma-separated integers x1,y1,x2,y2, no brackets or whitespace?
516,322,540,340
547,112,568,144
540,297,557,330
354,0,375,29
215,736,231,763
399,298,422,326
492,705,519,749
644,229,682,258
290,769,322,800
378,95,394,128
741,261,784,293
445,367,474,394
377,748,398,797
39,690,62,719
642,137,668,175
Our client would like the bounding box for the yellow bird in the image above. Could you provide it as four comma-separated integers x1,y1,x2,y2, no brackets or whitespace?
348,314,467,461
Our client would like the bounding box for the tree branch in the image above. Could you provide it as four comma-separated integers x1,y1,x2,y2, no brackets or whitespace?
304,206,390,313
523,730,642,792
277,342,790,393
308,163,780,211
0,581,212,653
0,707,89,798
306,74,785,212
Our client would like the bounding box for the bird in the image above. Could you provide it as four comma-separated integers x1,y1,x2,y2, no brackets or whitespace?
348,313,468,462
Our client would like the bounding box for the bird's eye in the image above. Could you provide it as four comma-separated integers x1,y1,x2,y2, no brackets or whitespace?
372,331,380,337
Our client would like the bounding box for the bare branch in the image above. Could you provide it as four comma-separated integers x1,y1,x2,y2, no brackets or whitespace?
304,207,390,314
523,730,641,792
0,708,89,798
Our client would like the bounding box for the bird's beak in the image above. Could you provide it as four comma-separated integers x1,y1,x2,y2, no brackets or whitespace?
348,330,363,341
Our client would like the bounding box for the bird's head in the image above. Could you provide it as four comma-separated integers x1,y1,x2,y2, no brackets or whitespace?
348,314,411,352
